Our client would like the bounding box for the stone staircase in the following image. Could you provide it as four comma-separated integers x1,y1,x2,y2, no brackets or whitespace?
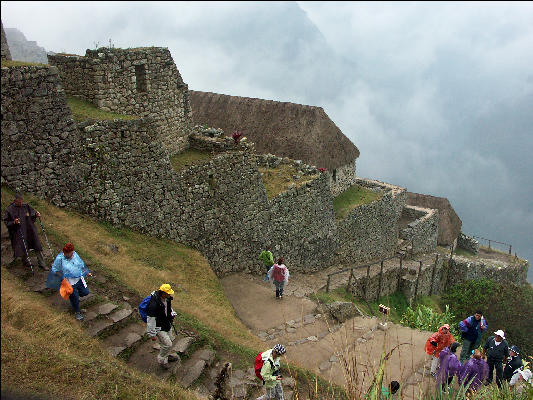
0,224,259,399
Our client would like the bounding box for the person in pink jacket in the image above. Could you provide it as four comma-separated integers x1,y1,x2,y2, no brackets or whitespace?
268,258,290,299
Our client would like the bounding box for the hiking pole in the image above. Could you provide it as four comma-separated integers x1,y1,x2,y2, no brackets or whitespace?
17,225,34,274
38,217,54,259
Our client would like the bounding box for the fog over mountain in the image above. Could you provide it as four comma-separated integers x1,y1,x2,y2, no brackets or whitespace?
2,1,532,282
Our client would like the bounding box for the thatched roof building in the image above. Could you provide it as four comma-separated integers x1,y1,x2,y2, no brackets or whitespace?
189,90,359,170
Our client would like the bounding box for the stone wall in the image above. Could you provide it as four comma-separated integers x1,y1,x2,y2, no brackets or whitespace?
328,161,357,197
457,232,480,254
335,178,407,265
399,205,438,254
445,255,528,287
1,65,82,203
406,192,461,246
1,21,11,60
48,47,192,155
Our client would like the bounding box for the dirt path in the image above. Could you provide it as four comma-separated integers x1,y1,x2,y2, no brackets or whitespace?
222,272,437,398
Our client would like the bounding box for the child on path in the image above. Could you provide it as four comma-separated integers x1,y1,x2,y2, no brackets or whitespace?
259,247,274,281
268,258,289,299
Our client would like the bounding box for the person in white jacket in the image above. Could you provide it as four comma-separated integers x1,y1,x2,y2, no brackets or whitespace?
268,258,290,299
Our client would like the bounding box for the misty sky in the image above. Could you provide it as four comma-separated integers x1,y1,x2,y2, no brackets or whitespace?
2,1,532,282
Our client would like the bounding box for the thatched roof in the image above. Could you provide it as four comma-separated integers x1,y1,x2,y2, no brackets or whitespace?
189,90,359,170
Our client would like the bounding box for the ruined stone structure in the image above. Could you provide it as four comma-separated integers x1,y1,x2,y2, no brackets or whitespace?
457,232,480,254
1,21,11,60
399,205,439,254
406,192,462,246
2,44,526,288
48,47,192,155
4,27,48,64
189,90,359,196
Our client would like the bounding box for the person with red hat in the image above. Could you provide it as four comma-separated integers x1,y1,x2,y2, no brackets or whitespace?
51,242,92,321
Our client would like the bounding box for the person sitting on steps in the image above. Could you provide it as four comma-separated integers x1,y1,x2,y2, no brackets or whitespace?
145,283,178,370
268,258,289,299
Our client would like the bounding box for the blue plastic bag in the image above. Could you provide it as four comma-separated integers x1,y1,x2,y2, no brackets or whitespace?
45,269,62,290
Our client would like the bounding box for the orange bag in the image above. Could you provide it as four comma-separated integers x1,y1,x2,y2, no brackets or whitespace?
59,278,73,300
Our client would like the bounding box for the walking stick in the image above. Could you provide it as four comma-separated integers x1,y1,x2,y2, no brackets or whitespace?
38,217,54,259
17,226,34,274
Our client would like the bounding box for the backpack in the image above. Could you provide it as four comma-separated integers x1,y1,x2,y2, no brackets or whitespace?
254,352,274,381
138,294,152,323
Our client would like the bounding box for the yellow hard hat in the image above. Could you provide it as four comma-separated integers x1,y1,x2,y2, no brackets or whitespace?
159,284,174,295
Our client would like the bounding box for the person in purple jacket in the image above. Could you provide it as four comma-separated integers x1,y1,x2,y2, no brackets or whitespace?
435,342,462,390
458,311,487,363
459,349,489,393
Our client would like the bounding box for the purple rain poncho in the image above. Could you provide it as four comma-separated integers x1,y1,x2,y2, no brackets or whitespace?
436,347,462,387
459,358,489,392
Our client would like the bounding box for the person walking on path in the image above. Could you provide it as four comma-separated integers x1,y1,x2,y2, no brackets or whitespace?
459,349,489,393
425,324,455,376
503,345,523,382
435,342,462,390
51,243,92,320
3,193,48,270
268,258,289,299
482,329,509,387
256,343,286,400
145,284,178,370
458,311,487,363
259,247,274,281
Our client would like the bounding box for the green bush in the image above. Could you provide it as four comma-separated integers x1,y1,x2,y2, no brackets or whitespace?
440,279,533,357
400,304,460,339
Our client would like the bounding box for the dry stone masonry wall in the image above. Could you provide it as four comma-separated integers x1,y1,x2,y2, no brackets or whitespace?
399,205,438,254
48,47,192,155
328,162,357,197
457,232,480,254
335,178,407,265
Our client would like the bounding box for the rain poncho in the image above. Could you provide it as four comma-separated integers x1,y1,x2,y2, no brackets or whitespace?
459,357,489,392
51,251,90,279
3,202,43,257
435,347,462,387
425,325,455,357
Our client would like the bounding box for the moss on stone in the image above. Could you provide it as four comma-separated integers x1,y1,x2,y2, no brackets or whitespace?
333,184,382,219
66,96,139,122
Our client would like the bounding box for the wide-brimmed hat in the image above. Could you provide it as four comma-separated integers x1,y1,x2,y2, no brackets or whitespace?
494,329,505,339
519,369,532,383
159,284,175,295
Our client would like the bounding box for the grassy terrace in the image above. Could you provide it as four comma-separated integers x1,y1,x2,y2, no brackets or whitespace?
259,164,318,199
170,149,214,172
1,60,49,68
333,184,382,219
66,96,139,122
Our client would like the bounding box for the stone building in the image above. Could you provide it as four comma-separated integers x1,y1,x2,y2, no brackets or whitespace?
1,21,12,60
48,47,192,155
189,90,360,196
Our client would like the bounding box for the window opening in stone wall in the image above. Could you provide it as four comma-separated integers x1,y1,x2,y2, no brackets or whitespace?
332,169,337,182
135,64,147,92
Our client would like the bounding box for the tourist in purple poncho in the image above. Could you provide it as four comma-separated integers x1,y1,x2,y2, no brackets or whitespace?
459,349,489,393
435,342,462,390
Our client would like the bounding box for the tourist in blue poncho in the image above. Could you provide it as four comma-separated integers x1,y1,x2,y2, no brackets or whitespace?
458,311,487,363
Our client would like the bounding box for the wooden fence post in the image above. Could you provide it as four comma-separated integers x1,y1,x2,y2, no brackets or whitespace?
397,255,403,291
326,275,330,293
414,261,423,302
365,265,371,301
378,260,384,299
429,254,438,296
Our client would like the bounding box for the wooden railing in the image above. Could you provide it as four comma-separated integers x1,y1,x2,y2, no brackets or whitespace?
472,235,513,255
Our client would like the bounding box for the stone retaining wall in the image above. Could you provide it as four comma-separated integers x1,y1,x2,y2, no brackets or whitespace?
457,232,480,254
328,162,357,197
445,255,528,287
335,178,407,265
400,205,438,254
48,47,192,155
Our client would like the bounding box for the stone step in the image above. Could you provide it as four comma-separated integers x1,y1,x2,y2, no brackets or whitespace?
176,348,216,388
126,337,183,379
173,336,195,354
103,322,146,356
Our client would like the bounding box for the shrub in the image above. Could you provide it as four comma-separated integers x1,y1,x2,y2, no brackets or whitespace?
400,304,460,339
441,279,533,357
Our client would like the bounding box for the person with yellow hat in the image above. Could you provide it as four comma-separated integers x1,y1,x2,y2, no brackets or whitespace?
145,283,178,369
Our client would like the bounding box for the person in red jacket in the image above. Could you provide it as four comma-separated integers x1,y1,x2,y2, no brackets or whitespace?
425,324,455,376
267,258,290,299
